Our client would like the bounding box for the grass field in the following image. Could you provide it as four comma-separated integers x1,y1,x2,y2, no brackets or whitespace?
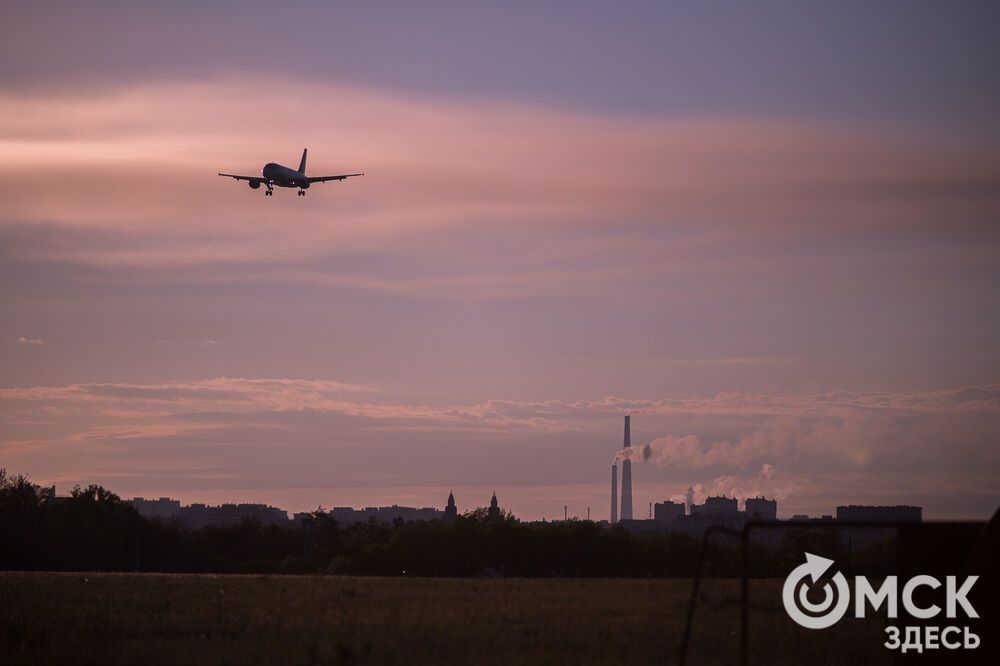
2,573,890,665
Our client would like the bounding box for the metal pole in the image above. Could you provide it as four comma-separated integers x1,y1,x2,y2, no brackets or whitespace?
741,525,750,666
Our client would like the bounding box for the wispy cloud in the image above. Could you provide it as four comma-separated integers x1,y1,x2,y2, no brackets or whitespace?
154,339,220,347
1,78,997,275
2,7,998,524
2,378,997,518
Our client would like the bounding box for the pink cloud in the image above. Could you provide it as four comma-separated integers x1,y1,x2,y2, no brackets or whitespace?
2,78,998,519
1,79,996,280
1,378,997,519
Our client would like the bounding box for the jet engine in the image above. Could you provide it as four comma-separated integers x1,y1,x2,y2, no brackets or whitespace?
248,180,261,190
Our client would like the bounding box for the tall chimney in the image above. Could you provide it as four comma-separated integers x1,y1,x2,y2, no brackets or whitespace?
610,464,618,523
620,415,633,520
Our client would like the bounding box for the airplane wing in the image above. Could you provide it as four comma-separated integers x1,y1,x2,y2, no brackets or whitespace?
218,173,269,182
306,173,364,184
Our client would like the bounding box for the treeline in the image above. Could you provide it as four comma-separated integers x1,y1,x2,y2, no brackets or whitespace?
0,471,892,576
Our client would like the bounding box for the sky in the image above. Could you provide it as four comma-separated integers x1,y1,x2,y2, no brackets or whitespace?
1,1,999,520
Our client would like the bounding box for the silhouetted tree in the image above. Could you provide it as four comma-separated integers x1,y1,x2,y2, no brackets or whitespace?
3,473,835,577
44,484,144,571
0,469,44,568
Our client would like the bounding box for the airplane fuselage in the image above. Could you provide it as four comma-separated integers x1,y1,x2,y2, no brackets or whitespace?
219,148,362,196
262,163,310,189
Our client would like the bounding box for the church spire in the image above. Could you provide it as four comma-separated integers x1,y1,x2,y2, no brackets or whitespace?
444,490,457,521
488,491,500,519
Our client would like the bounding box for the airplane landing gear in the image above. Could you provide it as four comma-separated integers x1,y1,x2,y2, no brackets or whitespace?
297,190,305,196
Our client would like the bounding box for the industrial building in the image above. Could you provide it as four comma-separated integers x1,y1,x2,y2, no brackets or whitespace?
745,496,778,520
690,495,739,516
653,500,684,522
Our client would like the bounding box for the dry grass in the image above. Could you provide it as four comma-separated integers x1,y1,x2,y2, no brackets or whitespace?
1,573,890,665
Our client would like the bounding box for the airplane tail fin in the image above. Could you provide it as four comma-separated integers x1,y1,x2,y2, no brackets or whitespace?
298,148,308,174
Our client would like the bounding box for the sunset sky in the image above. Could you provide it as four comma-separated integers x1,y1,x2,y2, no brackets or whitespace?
2,2,998,520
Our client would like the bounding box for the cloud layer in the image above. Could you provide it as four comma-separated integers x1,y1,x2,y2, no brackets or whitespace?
2,15,998,523
3,379,997,519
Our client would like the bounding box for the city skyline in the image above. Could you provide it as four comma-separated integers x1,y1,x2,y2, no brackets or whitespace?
123,485,914,527
2,3,998,522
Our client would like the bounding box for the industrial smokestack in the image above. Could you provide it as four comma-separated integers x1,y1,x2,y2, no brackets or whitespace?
611,464,618,523
621,415,633,520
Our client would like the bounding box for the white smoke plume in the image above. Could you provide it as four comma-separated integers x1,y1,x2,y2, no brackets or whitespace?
610,434,702,466
608,427,799,506
684,465,799,507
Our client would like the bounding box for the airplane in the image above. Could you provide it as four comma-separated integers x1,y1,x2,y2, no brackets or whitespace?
218,149,363,196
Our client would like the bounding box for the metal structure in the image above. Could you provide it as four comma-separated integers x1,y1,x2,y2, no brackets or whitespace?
610,464,618,523
620,415,633,520
678,519,987,666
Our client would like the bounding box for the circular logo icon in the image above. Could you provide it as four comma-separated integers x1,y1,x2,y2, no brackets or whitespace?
782,552,851,629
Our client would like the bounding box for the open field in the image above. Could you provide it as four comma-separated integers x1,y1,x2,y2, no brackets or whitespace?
2,573,890,665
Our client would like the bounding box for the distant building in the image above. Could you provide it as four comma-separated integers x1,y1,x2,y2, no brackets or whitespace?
41,485,69,506
630,495,783,546
175,502,290,529
327,507,362,524
130,496,181,520
836,505,922,523
690,495,738,516
444,491,457,521
836,505,922,551
653,500,685,522
128,496,291,528
344,505,442,524
613,491,924,555
310,504,443,525
745,496,777,520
